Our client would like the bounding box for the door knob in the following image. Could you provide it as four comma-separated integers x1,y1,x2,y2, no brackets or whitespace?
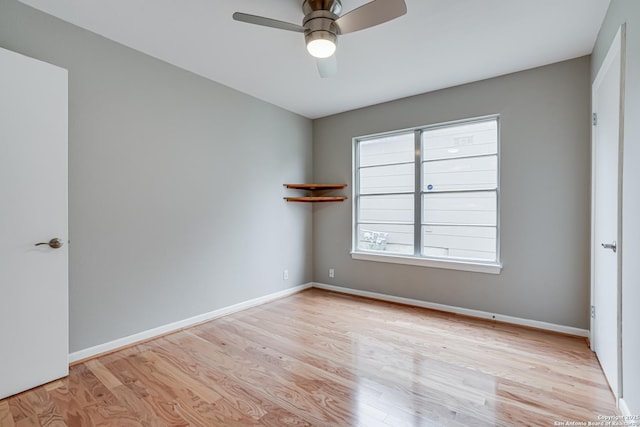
601,241,617,253
35,238,63,249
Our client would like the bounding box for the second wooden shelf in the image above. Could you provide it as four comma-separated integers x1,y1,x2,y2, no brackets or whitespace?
283,183,347,203
284,196,347,203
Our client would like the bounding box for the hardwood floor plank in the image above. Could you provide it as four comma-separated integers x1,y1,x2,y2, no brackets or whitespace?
0,401,16,427
229,303,501,423
154,333,317,425
85,360,123,392
23,389,66,427
13,417,39,427
162,330,351,425
109,383,166,427
105,351,194,426
209,316,483,424
0,289,618,426
196,328,356,424
48,362,146,426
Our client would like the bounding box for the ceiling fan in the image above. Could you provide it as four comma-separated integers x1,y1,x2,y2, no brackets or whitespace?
233,0,407,78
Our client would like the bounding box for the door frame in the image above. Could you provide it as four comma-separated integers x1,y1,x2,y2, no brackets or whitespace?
590,24,625,401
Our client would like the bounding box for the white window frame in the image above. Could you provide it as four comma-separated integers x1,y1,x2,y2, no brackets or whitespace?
351,115,502,274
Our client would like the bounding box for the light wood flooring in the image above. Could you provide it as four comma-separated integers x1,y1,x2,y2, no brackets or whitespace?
0,289,617,426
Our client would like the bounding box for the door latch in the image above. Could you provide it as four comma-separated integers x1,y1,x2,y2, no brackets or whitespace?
601,241,617,253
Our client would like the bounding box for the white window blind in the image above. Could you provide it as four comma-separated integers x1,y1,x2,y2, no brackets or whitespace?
354,116,500,270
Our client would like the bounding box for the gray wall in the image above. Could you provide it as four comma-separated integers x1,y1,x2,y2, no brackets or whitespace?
313,57,592,329
0,0,313,352
592,0,640,415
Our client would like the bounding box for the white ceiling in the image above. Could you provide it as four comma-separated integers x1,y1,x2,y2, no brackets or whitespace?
18,0,610,119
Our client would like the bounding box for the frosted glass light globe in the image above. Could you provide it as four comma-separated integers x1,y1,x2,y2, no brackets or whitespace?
307,39,336,58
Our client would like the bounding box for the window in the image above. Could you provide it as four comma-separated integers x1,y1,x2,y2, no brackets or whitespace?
353,116,501,274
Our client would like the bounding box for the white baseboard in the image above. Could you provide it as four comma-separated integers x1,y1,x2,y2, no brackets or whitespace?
619,397,632,417
68,283,313,363
312,282,589,337
69,280,589,364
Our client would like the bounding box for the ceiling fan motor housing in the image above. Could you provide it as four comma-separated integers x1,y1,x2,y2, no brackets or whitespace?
302,0,342,15
303,0,341,47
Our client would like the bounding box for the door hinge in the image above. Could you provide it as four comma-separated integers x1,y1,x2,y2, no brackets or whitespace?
591,305,596,319
592,112,597,126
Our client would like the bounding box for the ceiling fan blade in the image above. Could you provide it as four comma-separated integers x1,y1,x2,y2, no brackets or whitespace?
335,0,407,35
232,12,305,33
317,56,337,78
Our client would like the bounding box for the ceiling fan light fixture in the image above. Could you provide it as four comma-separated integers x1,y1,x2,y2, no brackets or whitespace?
306,31,337,58
233,0,407,75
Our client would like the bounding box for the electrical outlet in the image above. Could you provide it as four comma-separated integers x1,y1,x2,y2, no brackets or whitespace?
329,268,335,278
283,269,289,280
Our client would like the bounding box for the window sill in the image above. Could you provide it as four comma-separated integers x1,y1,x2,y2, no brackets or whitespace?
351,251,502,274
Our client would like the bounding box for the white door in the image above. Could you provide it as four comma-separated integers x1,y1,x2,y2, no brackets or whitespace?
591,27,624,399
0,47,69,399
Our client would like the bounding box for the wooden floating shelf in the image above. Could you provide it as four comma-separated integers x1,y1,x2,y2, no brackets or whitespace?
284,196,347,203
283,183,348,203
283,184,347,190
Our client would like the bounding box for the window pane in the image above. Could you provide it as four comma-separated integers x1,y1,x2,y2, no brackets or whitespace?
422,119,497,160
354,116,499,267
359,133,414,167
358,224,414,255
360,163,414,194
423,155,497,192
423,225,496,261
423,192,496,225
359,194,414,223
